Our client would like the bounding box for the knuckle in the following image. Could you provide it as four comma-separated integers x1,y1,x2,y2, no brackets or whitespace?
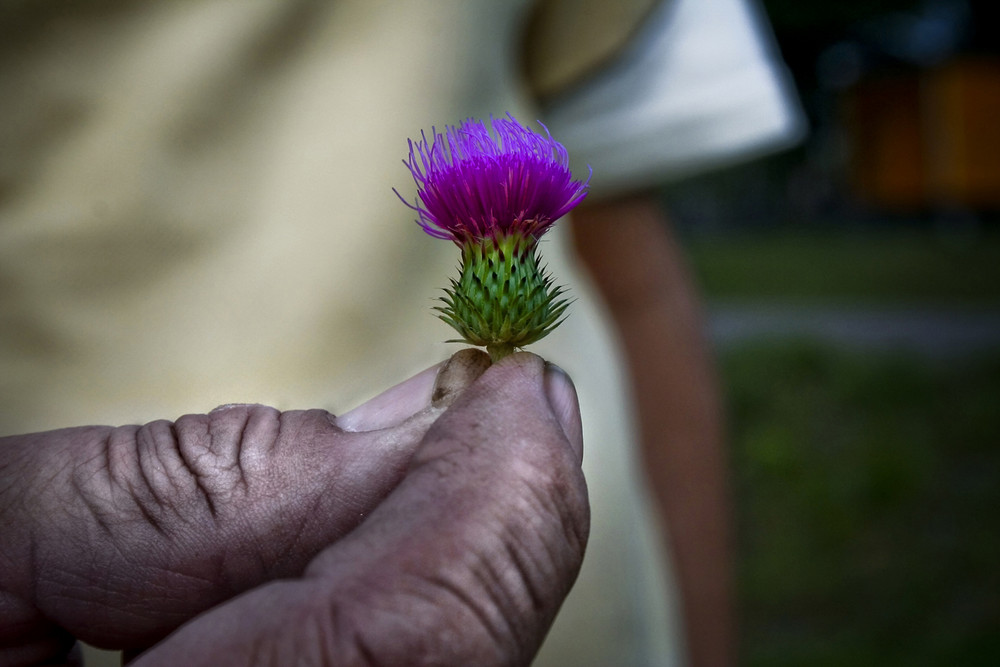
310,579,513,667
497,445,590,574
508,439,585,518
108,405,282,527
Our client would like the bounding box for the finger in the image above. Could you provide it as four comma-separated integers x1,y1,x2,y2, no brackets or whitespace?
0,592,75,667
0,351,486,656
336,348,490,432
131,353,589,666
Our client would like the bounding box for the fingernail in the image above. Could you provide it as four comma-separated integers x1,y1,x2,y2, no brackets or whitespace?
336,364,442,432
210,403,258,414
544,362,583,462
431,348,492,408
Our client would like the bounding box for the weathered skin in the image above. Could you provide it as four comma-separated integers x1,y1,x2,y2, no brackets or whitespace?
0,351,588,667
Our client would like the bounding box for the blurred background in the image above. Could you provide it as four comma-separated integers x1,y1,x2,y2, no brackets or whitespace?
676,0,1000,664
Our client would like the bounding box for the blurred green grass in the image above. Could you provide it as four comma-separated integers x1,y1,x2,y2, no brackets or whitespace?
724,342,1000,666
687,228,1000,665
687,228,1000,304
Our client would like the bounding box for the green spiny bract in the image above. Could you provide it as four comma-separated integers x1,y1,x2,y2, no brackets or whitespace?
435,233,569,361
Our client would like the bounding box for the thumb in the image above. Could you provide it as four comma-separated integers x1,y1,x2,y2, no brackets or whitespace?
132,353,589,666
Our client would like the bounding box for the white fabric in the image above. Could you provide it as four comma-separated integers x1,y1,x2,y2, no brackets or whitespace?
546,0,807,197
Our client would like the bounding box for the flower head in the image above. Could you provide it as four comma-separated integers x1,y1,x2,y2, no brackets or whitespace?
398,114,586,360
397,114,589,245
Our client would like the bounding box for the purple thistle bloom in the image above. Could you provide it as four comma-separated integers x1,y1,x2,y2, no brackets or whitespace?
397,114,590,245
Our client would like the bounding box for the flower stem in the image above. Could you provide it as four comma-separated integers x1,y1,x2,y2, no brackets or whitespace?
486,343,516,362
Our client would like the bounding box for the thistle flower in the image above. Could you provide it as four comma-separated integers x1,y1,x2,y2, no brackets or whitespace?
398,114,590,361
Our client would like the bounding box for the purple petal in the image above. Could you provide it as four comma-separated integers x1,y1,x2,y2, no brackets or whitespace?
399,114,590,244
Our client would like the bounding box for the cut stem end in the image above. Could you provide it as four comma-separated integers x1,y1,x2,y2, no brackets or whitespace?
486,343,516,362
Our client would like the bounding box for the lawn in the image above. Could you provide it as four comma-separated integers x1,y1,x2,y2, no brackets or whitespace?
687,228,1000,305
723,342,1000,666
686,228,1000,665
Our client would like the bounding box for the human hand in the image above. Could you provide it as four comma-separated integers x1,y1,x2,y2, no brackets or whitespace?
0,351,588,666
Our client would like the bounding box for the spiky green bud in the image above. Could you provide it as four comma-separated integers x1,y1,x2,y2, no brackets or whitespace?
436,233,569,361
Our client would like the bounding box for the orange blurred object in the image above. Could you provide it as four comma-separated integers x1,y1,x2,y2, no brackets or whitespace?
846,58,1000,211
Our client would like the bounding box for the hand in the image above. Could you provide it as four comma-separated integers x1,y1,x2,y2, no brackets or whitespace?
0,350,588,666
